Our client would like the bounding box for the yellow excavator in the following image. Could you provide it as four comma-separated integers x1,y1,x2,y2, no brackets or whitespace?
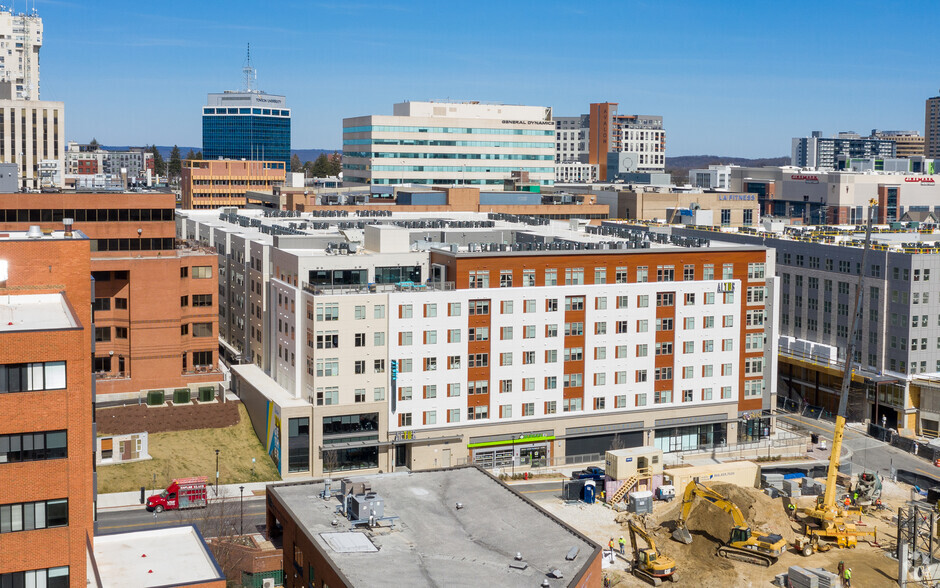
627,518,678,586
796,200,878,550
672,480,786,567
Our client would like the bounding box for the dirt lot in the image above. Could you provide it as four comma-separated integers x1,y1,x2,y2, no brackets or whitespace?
97,399,240,435
532,480,903,587
96,403,280,493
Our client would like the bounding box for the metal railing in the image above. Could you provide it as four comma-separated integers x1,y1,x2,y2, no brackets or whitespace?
302,280,456,296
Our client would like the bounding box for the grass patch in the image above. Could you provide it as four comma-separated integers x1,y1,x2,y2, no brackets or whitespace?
97,403,280,494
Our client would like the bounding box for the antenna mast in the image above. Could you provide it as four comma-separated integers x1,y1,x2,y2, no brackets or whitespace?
242,43,256,93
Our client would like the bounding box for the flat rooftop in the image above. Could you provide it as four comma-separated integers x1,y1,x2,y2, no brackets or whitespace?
0,292,78,332
92,525,224,588
270,467,598,587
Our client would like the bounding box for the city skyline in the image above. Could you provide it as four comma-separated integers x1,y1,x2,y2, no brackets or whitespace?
36,0,940,157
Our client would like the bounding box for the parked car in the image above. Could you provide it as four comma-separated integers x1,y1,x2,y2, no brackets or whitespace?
571,466,606,482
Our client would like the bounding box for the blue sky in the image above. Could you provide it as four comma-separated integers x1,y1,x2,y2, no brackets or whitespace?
36,0,938,157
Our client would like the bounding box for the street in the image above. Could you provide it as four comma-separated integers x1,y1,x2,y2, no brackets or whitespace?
96,497,268,537
779,413,940,485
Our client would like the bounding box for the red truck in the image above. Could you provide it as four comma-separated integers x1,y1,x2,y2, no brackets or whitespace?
146,476,209,513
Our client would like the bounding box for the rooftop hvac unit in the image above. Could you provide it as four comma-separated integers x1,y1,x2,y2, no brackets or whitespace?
262,578,275,588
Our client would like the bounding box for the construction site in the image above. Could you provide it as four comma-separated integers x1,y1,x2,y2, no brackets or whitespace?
531,448,932,587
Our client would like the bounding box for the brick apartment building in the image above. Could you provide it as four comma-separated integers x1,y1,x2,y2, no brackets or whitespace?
0,230,94,587
181,160,286,209
0,193,221,398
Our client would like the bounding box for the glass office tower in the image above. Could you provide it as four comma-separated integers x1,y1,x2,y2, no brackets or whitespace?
202,91,291,170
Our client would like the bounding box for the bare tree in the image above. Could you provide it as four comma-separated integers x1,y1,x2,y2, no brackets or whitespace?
322,447,339,479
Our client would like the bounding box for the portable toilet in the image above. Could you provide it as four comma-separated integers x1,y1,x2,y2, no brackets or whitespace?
628,490,653,514
582,480,597,504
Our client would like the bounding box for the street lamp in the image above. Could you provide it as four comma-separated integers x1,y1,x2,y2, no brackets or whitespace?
215,449,220,496
239,485,245,535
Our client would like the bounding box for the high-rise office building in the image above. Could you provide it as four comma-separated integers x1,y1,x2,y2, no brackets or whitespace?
926,94,940,159
342,101,556,189
202,51,291,170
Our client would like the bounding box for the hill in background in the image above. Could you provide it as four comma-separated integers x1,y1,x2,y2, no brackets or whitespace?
103,146,336,163
665,155,790,184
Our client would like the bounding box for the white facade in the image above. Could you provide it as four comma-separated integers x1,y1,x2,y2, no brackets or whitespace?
0,10,42,100
555,162,598,183
65,142,154,179
612,115,665,173
343,101,555,189
0,99,64,189
690,165,732,190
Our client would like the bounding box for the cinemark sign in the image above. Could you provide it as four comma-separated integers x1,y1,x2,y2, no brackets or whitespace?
791,175,819,182
904,177,935,184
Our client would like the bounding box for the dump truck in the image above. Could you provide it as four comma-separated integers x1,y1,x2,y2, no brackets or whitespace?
146,476,209,513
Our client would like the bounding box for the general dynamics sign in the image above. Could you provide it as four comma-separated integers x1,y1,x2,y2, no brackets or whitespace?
717,194,756,201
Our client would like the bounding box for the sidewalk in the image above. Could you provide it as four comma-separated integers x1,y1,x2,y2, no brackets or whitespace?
98,480,283,512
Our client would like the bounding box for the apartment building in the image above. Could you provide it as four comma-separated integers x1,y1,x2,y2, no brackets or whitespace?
342,101,556,189
0,230,93,587
181,159,286,209
690,165,732,190
201,209,776,478
871,130,925,158
791,131,896,169
553,114,589,163
65,142,154,181
0,193,222,399
926,95,940,159
587,103,666,179
663,221,940,433
0,9,42,100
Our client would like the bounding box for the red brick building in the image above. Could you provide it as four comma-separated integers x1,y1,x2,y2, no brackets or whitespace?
0,230,94,587
0,193,221,397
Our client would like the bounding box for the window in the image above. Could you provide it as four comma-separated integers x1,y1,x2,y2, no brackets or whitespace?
501,300,514,314
564,322,584,336
595,267,607,284
656,266,674,282
636,266,648,282
636,370,648,382
522,351,536,364
447,383,461,397
545,349,558,363
523,269,536,286
423,357,437,371
0,498,68,533
0,430,67,463
374,304,386,319
192,266,212,279
354,305,366,320
636,394,647,407
468,327,487,342
94,327,111,342
564,267,584,285
115,327,127,339
545,298,558,312
0,567,69,588
655,318,673,331
523,403,535,417
545,268,557,285
468,353,488,367
684,264,695,280
565,296,585,311
615,266,628,283
684,317,695,330
399,304,413,318
447,409,460,423
468,270,489,288
722,363,733,376
544,401,557,414
423,385,437,399
563,373,583,388
0,361,67,393
400,332,413,346
355,360,366,374
468,405,488,420
499,270,513,288
654,367,672,381
192,294,212,307
192,323,214,337
636,319,648,333
469,300,489,315
546,324,558,337
656,292,675,307
467,380,490,396
545,376,558,389
114,297,127,310
500,352,513,366
703,264,715,280
93,298,111,311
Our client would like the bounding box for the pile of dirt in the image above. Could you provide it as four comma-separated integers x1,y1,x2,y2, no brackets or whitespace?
97,400,240,435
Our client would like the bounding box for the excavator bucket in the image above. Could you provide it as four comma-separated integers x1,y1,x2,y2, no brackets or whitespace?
672,526,693,544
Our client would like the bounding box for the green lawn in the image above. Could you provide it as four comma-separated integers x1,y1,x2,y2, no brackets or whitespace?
97,403,280,494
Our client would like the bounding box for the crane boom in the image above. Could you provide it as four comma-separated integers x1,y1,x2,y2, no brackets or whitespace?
820,200,876,515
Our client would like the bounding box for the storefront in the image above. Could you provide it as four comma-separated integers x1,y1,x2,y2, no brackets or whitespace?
468,432,554,469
